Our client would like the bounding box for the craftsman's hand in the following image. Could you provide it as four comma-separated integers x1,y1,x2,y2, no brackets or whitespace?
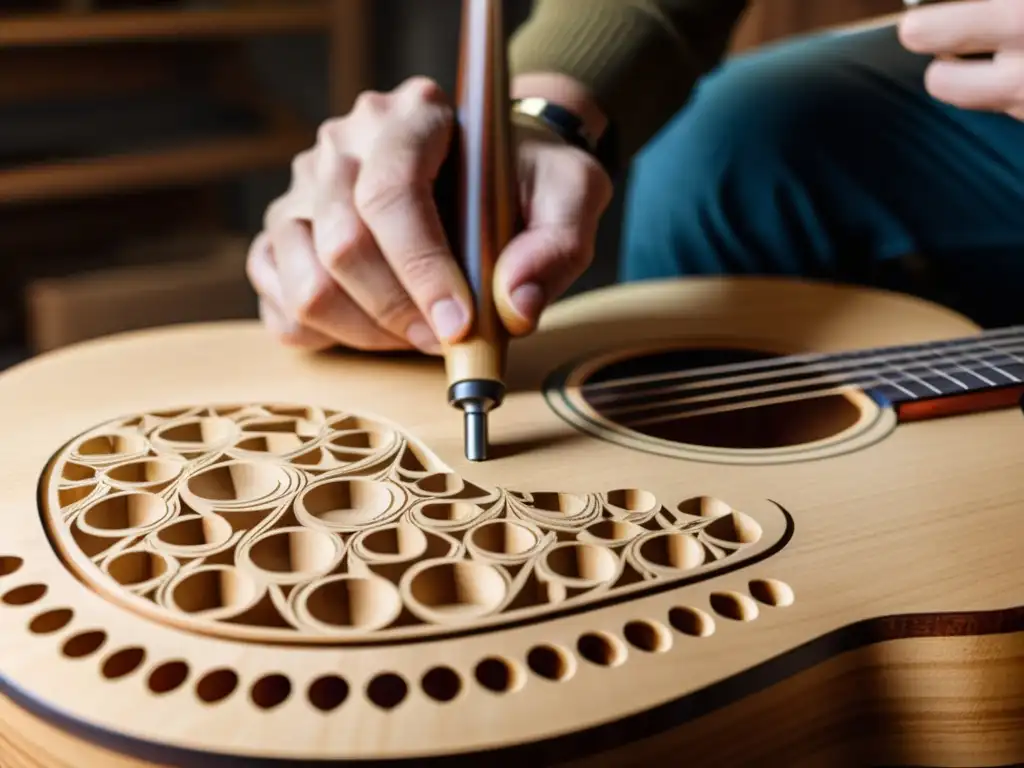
246,75,613,354
899,0,1024,120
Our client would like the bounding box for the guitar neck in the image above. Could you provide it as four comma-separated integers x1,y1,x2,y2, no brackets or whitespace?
826,325,1024,421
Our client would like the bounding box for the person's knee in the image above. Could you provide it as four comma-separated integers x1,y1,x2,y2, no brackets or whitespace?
620,34,888,280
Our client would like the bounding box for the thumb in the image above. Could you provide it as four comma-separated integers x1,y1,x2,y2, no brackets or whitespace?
494,225,592,336
494,150,612,335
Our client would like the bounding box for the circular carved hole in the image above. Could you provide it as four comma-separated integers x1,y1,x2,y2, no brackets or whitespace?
704,512,763,545
623,620,672,653
235,434,304,454
710,591,760,622
2,583,47,606
107,551,168,586
156,418,236,445
249,528,337,574
638,532,705,570
361,523,426,558
106,459,180,485
577,632,626,667
366,673,407,710
606,489,657,512
528,492,585,516
308,675,349,712
77,433,146,456
667,606,716,637
421,666,461,703
251,674,291,710
188,462,282,503
305,576,400,629
62,462,95,482
749,578,795,607
0,556,22,577
29,608,73,634
408,561,506,617
148,661,189,694
83,493,167,532
526,645,574,681
301,479,391,526
172,567,255,615
474,657,523,694
156,515,232,548
544,543,618,583
102,647,146,679
419,501,482,522
678,496,733,518
62,630,107,659
470,521,537,555
586,520,642,542
196,669,239,704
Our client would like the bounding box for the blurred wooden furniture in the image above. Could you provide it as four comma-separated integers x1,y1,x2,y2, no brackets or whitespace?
0,0,371,356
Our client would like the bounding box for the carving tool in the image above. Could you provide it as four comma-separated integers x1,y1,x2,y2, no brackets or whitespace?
443,0,520,462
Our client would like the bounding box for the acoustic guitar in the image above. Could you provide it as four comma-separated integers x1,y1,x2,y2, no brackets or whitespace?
1,2,1022,767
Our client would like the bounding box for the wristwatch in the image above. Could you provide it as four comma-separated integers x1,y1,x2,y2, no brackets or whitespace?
511,97,617,175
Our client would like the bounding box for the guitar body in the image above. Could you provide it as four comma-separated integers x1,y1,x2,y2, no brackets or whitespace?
0,275,1021,768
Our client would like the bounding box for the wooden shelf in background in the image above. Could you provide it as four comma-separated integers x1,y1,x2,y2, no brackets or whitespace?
0,5,330,47
0,128,311,205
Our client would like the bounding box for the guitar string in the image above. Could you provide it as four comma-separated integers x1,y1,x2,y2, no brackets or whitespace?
588,339,1024,412
579,325,1024,394
597,342,1024,418
617,382,923,427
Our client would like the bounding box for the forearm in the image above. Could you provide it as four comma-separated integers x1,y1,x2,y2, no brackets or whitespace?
509,0,748,168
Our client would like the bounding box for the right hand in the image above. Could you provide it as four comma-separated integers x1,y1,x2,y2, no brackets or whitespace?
246,76,614,355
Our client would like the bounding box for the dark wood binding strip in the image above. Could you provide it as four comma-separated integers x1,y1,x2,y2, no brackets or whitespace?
895,384,1024,422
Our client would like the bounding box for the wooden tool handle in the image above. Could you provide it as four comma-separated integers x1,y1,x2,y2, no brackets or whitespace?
443,0,520,389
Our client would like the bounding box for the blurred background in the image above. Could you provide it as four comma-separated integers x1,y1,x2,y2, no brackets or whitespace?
0,0,901,369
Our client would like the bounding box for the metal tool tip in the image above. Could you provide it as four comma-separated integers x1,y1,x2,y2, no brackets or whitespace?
463,408,489,462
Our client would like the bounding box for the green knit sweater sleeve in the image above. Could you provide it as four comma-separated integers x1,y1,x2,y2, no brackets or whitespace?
508,0,748,168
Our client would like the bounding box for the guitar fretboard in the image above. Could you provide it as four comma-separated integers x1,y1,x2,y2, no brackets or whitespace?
829,327,1024,405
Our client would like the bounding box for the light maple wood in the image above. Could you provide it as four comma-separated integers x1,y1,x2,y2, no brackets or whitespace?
0,274,1022,766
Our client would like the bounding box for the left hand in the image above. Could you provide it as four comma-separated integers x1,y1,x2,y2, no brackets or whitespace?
898,0,1024,120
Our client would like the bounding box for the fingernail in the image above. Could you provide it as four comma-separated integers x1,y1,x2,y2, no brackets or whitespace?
406,320,440,354
510,283,545,321
430,298,468,341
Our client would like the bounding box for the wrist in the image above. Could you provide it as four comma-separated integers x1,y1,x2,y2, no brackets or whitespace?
511,73,608,142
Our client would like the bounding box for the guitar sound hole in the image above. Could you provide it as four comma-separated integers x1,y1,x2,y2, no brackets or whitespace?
580,348,864,451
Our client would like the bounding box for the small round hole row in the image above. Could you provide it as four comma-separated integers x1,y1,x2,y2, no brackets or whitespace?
5,554,793,717
476,577,796,691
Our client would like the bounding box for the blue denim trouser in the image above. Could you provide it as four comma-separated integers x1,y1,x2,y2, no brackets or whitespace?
620,24,1024,328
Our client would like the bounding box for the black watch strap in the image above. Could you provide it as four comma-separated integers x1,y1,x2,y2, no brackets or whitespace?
511,97,617,175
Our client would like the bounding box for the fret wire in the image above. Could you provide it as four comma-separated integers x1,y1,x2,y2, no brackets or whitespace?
978,343,1024,382
876,360,925,397
964,351,1014,384
922,344,968,390
936,338,996,388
